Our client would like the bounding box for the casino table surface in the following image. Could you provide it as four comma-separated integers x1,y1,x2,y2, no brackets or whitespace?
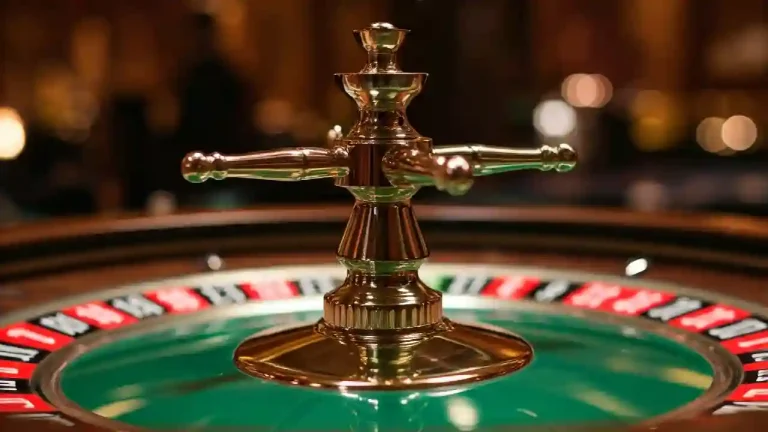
1,205,768,431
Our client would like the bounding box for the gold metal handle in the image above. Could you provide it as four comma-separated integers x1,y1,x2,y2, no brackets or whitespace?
434,143,577,176
181,148,349,183
382,143,576,195
382,148,474,196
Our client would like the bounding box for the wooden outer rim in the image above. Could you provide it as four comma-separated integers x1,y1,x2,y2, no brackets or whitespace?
2,205,767,247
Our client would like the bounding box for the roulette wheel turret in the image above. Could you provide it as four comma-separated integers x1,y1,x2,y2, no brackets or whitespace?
1,22,768,432
182,21,575,391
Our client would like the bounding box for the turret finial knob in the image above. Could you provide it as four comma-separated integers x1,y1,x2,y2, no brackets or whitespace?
355,22,409,73
181,152,225,183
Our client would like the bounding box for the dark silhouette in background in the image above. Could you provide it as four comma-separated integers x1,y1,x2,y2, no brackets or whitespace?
175,14,252,156
1,123,94,217
171,13,255,208
111,12,259,210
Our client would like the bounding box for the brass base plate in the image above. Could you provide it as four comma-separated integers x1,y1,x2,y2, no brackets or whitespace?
234,320,533,390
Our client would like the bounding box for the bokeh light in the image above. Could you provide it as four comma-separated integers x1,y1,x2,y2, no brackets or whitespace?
626,180,669,212
696,117,727,153
146,190,178,216
0,107,26,160
533,100,577,137
561,74,613,108
697,115,759,154
629,91,681,151
721,115,758,151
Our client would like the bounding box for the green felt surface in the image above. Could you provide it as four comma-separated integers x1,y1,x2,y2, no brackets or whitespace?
60,308,713,430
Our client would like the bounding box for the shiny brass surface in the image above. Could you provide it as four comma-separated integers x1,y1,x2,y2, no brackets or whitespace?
181,147,349,183
383,148,474,195
234,321,533,390
181,22,576,390
434,143,577,176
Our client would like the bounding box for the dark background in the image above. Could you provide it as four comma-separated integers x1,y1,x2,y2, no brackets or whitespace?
0,0,766,224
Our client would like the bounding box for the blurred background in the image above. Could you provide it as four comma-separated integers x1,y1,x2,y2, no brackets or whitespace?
0,0,767,225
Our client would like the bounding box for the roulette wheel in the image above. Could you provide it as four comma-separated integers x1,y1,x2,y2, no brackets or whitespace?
1,23,768,432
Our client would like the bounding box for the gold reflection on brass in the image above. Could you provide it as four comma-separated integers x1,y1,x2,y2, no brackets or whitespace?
234,321,533,390
182,22,576,390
